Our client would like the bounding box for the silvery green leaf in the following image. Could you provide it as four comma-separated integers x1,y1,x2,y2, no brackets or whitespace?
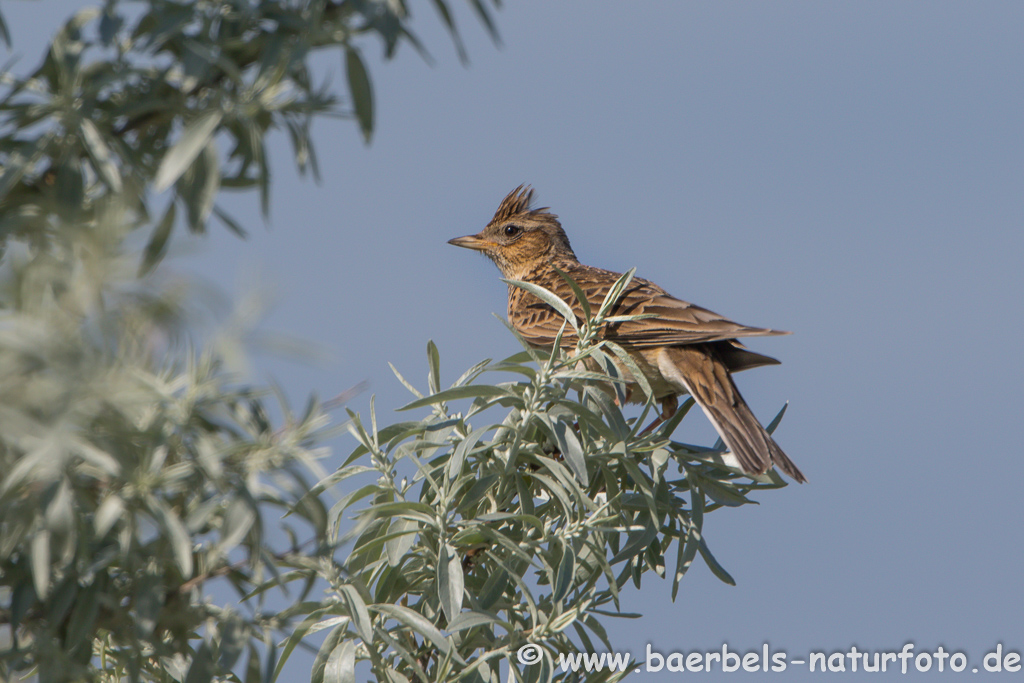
151,498,193,577
30,530,51,598
553,265,591,319
437,542,464,622
427,340,441,394
553,419,588,486
373,603,454,656
398,384,512,411
154,110,223,192
553,545,575,603
80,118,122,192
389,362,425,398
385,517,418,567
323,640,356,683
604,340,653,401
501,278,579,332
445,610,502,632
94,495,124,536
596,267,637,319
383,670,411,683
311,624,348,683
449,424,494,477
217,497,257,557
339,584,373,643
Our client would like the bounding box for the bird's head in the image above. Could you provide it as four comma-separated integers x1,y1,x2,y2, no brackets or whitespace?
448,185,577,279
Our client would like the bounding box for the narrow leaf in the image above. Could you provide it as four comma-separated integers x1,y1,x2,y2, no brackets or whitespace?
323,640,356,683
502,278,578,331
139,201,176,276
698,537,736,586
765,401,788,435
427,340,441,394
339,585,373,643
154,110,223,192
345,47,374,143
385,517,418,567
80,118,122,192
398,384,511,411
553,419,588,486
310,624,348,683
30,530,51,598
437,542,464,622
373,604,452,655
152,499,193,577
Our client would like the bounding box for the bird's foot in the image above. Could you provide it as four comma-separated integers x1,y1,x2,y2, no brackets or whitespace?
639,395,679,436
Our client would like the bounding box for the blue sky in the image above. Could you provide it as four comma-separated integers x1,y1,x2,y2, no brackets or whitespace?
8,1,1024,679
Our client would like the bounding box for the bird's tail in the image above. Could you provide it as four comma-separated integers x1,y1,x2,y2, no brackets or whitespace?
657,346,807,483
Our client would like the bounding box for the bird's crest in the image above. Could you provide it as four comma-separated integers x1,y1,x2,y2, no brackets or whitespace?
489,185,556,225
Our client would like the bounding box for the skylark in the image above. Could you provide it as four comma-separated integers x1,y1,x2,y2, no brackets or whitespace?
449,186,805,483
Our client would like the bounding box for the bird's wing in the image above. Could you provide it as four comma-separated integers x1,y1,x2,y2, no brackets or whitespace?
509,265,788,349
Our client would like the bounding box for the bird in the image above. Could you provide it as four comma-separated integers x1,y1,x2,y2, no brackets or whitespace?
448,185,806,483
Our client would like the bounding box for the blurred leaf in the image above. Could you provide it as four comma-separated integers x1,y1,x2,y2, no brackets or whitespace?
139,201,176,276
80,118,123,192
30,530,51,598
151,498,194,577
154,110,223,192
468,0,502,45
345,47,374,143
184,643,216,683
430,0,468,63
0,6,10,47
212,205,248,238
94,495,125,536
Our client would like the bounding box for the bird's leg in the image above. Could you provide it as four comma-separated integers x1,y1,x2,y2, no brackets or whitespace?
640,395,678,436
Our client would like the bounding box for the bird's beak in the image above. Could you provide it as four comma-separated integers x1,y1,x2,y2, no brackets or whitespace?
447,234,493,251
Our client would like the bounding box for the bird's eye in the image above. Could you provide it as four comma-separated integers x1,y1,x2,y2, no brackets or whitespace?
503,225,521,238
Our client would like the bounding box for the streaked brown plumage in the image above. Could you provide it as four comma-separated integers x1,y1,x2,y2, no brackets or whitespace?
449,186,806,483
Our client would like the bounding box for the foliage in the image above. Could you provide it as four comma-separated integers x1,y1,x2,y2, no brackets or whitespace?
0,0,501,273
0,2,795,682
293,272,789,682
0,0,502,681
0,201,336,681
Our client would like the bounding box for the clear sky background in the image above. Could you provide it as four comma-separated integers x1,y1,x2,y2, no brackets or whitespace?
7,1,1024,679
